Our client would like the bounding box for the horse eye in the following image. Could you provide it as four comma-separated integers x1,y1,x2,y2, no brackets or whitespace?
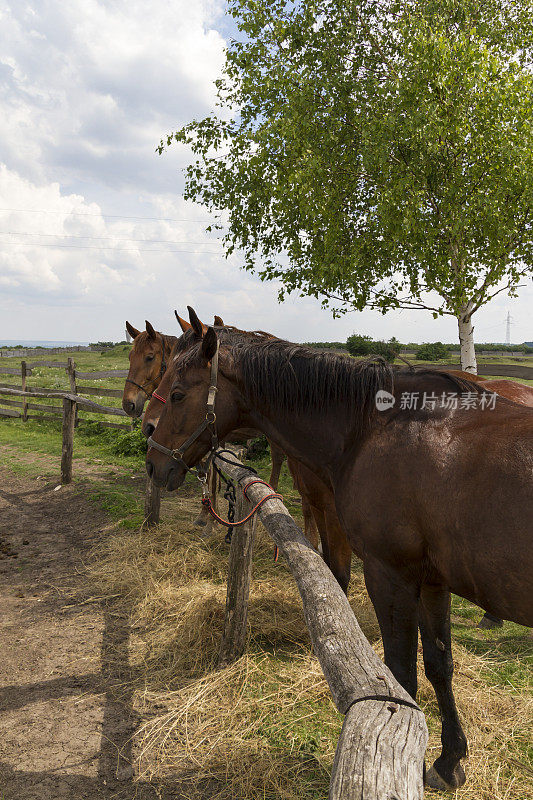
171,390,185,403
145,354,155,362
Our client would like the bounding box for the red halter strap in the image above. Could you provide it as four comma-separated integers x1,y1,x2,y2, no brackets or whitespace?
152,391,166,403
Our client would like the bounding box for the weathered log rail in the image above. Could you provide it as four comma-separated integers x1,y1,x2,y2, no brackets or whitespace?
214,450,428,800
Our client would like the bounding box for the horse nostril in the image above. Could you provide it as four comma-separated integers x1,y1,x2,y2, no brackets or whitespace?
124,400,135,414
146,460,154,478
144,422,155,438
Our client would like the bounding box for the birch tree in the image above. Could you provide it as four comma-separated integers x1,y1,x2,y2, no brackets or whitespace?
161,0,533,372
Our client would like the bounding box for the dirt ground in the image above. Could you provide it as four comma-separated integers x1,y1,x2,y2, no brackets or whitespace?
0,465,175,800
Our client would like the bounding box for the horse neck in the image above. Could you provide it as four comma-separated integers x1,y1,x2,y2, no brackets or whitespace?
236,389,357,485
162,333,178,355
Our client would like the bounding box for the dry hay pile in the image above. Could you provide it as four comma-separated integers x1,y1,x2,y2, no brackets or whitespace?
88,493,532,800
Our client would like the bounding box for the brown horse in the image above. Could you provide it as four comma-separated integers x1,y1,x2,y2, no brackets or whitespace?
124,314,287,499
480,378,533,406
138,316,319,545
123,320,179,417
287,369,533,597
146,319,533,791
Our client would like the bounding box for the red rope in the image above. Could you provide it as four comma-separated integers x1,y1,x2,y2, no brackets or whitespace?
202,477,282,528
152,391,166,403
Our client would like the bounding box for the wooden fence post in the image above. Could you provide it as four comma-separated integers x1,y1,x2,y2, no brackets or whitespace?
144,476,161,527
21,361,28,422
67,358,78,427
214,453,428,800
61,397,76,484
217,490,256,667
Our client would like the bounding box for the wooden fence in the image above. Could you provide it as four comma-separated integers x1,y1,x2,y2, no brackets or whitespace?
0,363,164,526
214,450,427,799
0,346,104,357
415,362,533,380
0,360,131,430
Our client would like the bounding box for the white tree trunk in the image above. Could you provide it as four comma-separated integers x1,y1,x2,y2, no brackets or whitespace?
457,304,477,374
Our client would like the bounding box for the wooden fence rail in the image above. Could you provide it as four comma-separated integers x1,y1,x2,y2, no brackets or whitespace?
214,451,427,800
0,346,104,357
415,362,533,380
0,360,133,430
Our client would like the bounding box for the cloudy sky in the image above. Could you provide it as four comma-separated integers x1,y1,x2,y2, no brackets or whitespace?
0,0,531,345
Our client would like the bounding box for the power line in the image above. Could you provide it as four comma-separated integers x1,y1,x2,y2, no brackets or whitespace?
0,231,222,246
0,241,224,254
0,208,213,223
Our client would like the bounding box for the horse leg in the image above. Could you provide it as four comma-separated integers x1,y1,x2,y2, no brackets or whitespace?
363,557,419,700
478,611,503,629
194,504,209,527
322,504,351,595
301,494,319,550
314,505,351,594
419,584,467,790
268,440,285,491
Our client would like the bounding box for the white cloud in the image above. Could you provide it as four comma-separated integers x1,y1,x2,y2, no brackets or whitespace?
0,0,531,345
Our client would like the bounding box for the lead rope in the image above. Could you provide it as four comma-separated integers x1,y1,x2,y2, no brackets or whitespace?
204,451,282,560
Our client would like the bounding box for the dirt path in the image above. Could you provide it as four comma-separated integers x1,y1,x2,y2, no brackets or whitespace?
0,466,171,800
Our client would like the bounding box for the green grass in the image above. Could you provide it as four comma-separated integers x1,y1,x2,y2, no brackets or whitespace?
0,416,148,528
451,596,532,692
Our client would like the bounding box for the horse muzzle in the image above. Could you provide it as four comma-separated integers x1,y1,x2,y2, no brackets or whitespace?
122,393,146,418
145,451,186,491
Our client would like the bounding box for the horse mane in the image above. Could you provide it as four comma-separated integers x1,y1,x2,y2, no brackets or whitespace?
173,328,393,432
237,339,393,420
173,325,273,358
172,327,487,432
133,330,178,352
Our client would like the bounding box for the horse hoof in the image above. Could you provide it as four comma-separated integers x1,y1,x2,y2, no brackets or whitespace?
194,515,208,528
478,613,503,629
425,763,466,791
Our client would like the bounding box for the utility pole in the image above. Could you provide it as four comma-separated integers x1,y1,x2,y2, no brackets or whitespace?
505,311,512,346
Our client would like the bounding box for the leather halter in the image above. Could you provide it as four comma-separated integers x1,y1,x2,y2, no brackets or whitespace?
125,334,168,399
147,342,220,476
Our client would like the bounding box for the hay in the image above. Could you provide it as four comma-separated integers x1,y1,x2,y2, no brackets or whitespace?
87,512,532,800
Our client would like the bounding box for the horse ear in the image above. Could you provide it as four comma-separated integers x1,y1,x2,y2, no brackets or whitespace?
145,320,157,340
213,315,224,326
187,306,204,339
174,310,192,332
201,327,218,361
126,321,141,339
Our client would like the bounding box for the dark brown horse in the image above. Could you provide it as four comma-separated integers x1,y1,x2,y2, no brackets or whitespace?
139,317,319,546
146,318,533,791
288,371,533,598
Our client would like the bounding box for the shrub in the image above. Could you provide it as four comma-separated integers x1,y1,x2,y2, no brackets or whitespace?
415,341,449,361
369,340,399,363
246,436,270,460
111,427,148,457
346,334,373,357
346,334,399,363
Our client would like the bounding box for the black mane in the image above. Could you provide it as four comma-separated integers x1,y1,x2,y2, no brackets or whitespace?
173,328,392,429
237,339,393,417
171,327,485,430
